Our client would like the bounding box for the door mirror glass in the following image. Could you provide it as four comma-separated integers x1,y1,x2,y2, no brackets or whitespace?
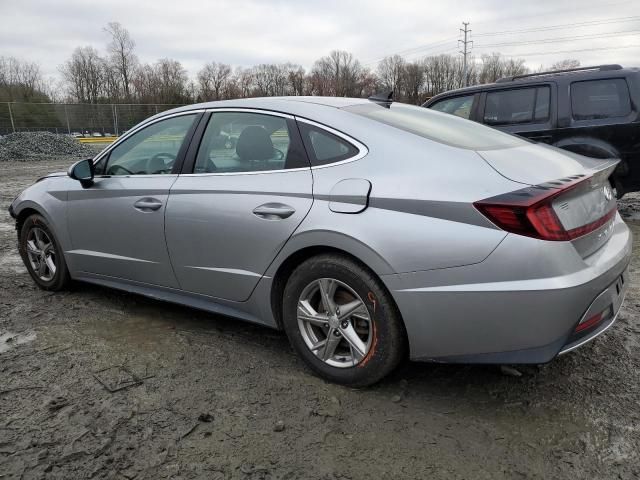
68,158,94,187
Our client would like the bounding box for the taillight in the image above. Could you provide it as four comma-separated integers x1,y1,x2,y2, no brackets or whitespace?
474,177,616,241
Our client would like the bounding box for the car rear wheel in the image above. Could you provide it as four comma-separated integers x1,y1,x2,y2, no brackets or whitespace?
19,214,70,291
282,254,406,387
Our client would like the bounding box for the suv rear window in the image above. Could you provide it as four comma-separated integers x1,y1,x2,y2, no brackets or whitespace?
483,86,550,125
571,79,631,120
346,103,527,150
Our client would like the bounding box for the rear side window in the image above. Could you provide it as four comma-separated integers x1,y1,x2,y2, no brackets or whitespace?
429,95,474,119
571,79,631,120
484,86,550,125
298,123,359,166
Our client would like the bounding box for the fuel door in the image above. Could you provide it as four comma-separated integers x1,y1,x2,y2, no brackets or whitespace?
328,178,372,214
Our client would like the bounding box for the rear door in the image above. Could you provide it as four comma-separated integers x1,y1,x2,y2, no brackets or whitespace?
165,109,313,301
479,84,556,144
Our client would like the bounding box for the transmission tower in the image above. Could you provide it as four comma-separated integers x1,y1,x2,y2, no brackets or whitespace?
459,22,473,87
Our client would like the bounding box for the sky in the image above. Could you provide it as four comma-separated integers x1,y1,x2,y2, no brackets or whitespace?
1,0,639,80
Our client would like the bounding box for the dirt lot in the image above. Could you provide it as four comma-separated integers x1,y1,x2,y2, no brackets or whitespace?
1,157,639,480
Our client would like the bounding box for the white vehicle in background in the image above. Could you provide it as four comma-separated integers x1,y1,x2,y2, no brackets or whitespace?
91,132,103,138
71,132,83,138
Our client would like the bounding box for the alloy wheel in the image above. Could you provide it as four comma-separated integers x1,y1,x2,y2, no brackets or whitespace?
297,278,373,368
25,227,57,282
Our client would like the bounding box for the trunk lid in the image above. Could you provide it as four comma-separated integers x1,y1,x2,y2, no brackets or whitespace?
477,143,619,257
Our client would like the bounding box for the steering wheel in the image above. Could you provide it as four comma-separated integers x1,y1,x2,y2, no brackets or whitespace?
145,152,176,174
273,148,284,161
108,164,134,175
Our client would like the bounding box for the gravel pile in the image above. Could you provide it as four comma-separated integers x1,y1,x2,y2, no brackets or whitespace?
0,132,95,161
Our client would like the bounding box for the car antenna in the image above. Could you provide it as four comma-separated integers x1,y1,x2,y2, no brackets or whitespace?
368,90,394,107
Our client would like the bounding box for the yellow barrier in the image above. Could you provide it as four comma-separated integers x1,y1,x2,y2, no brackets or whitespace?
77,137,119,143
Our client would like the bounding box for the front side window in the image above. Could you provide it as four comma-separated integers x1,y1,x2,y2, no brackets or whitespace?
429,95,474,119
571,79,631,120
103,114,196,175
483,86,550,125
194,112,308,173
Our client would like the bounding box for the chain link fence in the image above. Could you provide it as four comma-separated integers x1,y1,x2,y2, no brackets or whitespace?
0,102,187,136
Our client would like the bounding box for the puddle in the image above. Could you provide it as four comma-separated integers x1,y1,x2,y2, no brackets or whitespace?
0,331,37,353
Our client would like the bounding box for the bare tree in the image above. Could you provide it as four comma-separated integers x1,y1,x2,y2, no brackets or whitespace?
0,56,47,101
104,22,137,100
197,61,232,100
60,46,105,103
403,61,425,104
377,55,406,94
310,50,365,97
478,53,528,84
551,59,580,70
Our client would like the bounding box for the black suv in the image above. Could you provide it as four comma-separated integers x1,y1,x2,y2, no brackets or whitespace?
423,65,640,197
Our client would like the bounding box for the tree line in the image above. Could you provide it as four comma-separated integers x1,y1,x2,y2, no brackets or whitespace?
1,22,581,106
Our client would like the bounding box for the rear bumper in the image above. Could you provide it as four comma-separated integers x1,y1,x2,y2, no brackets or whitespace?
383,214,632,363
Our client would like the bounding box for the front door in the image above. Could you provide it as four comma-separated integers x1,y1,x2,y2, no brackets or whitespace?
165,110,313,301
66,113,199,287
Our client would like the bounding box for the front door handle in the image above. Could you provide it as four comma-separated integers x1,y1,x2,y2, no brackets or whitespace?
134,197,163,212
253,203,296,220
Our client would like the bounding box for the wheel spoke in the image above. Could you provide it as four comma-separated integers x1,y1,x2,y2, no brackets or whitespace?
340,324,367,361
337,299,366,321
26,240,41,256
33,229,45,249
45,255,56,275
310,339,327,352
297,299,329,327
318,279,337,315
322,329,342,361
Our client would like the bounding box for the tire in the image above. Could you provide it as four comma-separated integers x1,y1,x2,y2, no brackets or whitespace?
282,253,406,387
18,214,71,291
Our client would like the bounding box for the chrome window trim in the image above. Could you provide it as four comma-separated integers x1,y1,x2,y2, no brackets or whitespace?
204,107,294,120
180,113,368,177
93,107,369,178
91,109,204,177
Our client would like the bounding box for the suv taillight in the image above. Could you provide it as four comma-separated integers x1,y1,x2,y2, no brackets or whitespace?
474,179,616,241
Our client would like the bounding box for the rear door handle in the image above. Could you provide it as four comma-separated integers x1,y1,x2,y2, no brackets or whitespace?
134,197,163,212
253,203,296,220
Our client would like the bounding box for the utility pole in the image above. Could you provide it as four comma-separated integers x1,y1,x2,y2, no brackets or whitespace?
459,22,473,87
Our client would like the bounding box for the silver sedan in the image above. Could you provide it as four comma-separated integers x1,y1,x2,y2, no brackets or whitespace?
9,96,632,386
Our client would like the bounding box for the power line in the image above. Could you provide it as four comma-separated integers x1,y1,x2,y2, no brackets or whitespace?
362,37,458,66
473,0,634,27
473,44,640,59
475,29,640,48
474,15,640,37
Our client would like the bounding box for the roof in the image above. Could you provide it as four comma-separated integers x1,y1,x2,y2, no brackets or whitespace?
424,65,639,105
152,96,371,122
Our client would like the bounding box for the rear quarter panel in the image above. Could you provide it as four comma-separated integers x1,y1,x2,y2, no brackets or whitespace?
266,113,527,276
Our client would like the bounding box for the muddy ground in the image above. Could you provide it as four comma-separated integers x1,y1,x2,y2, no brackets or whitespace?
1,157,639,480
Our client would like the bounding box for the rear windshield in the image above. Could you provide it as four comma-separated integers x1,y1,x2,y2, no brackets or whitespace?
344,102,527,150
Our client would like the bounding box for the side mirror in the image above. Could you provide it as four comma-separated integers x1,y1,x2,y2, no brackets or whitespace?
68,158,95,188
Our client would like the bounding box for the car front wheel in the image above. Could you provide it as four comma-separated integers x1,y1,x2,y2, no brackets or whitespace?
282,254,406,387
19,214,70,291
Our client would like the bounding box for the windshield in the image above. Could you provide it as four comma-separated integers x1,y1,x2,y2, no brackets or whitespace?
344,102,528,150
